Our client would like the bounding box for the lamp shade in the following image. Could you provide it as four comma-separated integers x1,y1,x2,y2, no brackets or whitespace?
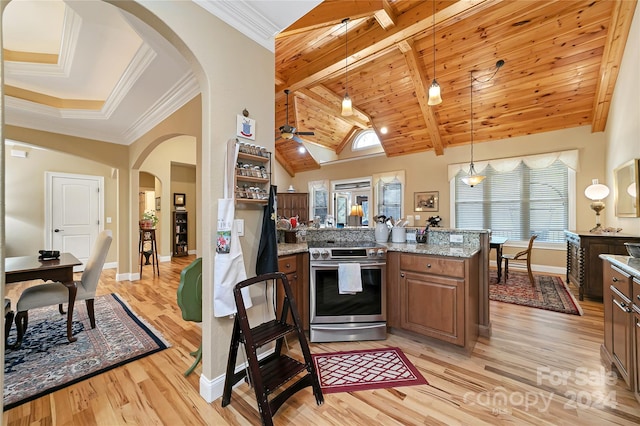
584,179,610,201
350,205,363,216
341,94,353,116
427,80,442,106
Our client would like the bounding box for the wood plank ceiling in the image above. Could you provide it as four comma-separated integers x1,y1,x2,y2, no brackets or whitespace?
274,0,636,176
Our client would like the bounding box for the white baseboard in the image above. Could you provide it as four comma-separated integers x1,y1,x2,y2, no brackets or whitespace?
199,347,275,403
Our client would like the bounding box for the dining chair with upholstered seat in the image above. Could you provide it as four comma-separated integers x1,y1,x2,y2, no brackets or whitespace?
502,234,538,286
14,231,112,348
177,257,202,376
5,299,15,347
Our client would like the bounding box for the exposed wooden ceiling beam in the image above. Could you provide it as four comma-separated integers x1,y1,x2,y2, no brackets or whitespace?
373,0,396,30
280,0,496,94
591,0,637,132
278,0,388,38
336,126,360,155
297,86,370,129
397,40,444,156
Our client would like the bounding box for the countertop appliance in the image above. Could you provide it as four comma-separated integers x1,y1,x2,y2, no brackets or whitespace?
308,241,387,342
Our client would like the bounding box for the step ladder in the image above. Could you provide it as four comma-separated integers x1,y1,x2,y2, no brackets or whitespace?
222,272,323,426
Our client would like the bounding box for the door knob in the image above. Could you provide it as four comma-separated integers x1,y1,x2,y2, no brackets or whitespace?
54,229,63,232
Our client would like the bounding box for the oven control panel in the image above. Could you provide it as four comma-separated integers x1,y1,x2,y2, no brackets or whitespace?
308,245,386,261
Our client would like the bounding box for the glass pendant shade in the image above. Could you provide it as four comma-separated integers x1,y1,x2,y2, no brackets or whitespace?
461,164,485,187
341,93,353,116
427,80,442,106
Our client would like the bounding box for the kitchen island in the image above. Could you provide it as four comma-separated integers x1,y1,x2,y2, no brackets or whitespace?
277,228,487,351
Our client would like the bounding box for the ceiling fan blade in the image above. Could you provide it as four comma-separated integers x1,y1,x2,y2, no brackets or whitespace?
292,135,305,144
296,131,315,136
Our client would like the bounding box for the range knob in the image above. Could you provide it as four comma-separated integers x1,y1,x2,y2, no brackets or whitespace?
368,249,376,257
377,249,386,257
311,250,320,259
320,250,330,259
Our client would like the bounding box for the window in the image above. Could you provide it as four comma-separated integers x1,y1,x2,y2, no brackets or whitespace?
373,171,405,221
454,160,571,243
352,129,381,151
308,180,329,223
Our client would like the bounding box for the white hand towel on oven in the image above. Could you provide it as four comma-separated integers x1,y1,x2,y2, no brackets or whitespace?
338,263,362,294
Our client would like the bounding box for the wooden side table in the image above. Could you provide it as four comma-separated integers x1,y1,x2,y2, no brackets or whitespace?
139,228,160,277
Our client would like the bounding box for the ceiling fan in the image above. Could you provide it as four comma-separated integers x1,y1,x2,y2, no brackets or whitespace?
277,89,314,143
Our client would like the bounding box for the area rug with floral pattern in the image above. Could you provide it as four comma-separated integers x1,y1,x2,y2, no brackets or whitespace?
312,347,428,394
4,293,170,410
490,270,582,315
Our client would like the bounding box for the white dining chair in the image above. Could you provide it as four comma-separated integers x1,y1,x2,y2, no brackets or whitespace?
13,231,112,347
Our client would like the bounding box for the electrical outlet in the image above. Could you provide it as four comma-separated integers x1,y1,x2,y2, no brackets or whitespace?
415,215,421,222
235,219,244,236
449,234,463,243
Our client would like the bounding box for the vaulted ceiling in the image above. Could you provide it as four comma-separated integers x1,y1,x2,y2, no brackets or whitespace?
273,0,637,176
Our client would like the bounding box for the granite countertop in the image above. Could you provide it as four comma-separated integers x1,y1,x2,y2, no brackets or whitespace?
599,254,640,280
277,242,480,258
381,243,480,258
277,243,308,256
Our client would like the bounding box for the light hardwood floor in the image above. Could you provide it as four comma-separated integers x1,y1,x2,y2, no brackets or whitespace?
4,255,640,425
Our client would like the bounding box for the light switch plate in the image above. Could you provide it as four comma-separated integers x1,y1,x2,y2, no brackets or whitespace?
449,234,463,243
235,219,244,236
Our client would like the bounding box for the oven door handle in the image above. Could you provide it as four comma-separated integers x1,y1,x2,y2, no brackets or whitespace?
311,262,386,268
311,324,384,330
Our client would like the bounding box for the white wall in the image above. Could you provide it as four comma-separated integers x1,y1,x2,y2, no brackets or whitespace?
605,1,640,236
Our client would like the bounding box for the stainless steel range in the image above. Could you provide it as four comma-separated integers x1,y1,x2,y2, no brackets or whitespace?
308,241,387,342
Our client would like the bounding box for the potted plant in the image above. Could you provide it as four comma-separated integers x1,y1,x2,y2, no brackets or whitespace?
140,210,158,229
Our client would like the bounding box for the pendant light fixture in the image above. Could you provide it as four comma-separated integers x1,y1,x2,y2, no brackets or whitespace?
427,0,442,106
461,70,484,187
461,60,505,187
341,18,353,116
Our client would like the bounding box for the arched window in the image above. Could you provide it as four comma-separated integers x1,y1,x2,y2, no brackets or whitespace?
352,129,381,151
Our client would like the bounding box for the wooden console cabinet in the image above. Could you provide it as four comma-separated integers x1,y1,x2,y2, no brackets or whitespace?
277,193,308,224
387,251,480,352
565,230,640,300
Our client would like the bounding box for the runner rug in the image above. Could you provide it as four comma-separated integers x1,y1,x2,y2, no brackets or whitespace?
312,347,428,394
490,270,582,315
4,293,170,410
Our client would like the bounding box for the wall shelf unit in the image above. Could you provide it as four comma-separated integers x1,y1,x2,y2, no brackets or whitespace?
232,140,271,205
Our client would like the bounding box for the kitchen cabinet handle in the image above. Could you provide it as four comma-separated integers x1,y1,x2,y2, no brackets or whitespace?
400,273,405,278
612,277,618,282
613,299,631,313
426,264,432,268
285,263,291,268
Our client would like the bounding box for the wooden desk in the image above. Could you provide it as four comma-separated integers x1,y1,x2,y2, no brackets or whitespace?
490,236,508,282
5,253,82,343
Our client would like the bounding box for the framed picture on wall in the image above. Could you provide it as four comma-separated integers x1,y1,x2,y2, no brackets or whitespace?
174,193,186,207
414,191,439,212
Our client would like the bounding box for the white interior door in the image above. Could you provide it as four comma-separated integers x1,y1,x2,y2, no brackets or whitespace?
46,172,104,269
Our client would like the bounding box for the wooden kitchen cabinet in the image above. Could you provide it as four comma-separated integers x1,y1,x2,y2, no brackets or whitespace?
388,251,479,352
634,277,640,403
277,252,309,330
601,261,634,389
565,230,640,300
277,193,308,224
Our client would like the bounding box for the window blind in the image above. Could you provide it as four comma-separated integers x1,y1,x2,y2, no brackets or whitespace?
455,160,569,243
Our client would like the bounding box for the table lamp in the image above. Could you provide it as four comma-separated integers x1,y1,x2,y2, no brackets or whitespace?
348,205,364,226
584,179,610,232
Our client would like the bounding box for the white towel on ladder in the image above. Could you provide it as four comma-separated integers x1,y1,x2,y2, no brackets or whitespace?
338,263,362,294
